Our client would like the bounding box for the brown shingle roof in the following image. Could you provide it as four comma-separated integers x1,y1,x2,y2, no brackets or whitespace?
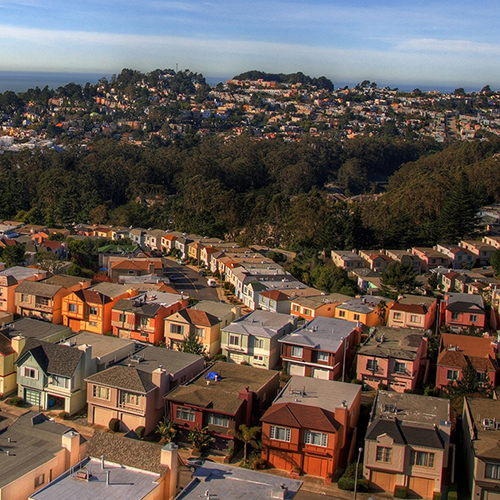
85,365,156,393
176,308,220,327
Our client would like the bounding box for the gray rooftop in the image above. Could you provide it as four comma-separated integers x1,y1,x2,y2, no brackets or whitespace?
118,345,203,375
30,457,161,500
89,282,133,299
63,331,134,360
2,317,71,341
338,296,391,314
0,265,45,281
290,293,352,308
191,300,238,320
42,275,91,288
279,317,357,352
15,279,61,298
357,326,426,361
176,461,301,500
275,376,361,413
223,310,296,339
0,412,83,489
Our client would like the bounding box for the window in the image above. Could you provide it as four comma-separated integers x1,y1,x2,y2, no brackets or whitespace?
118,313,126,323
470,314,478,323
270,425,291,442
485,463,500,479
93,385,110,400
89,306,98,316
170,324,184,335
393,312,402,320
376,446,392,462
367,359,378,372
304,430,328,447
21,293,29,302
338,310,346,318
410,315,420,323
292,304,300,312
36,297,49,306
353,314,360,321
34,473,45,488
194,327,204,338
23,367,38,379
291,346,303,358
229,334,240,346
253,355,265,364
68,303,77,313
303,308,311,316
411,451,435,468
254,338,264,349
176,406,196,422
121,392,141,407
447,370,459,381
49,375,70,389
208,413,229,427
89,321,97,327
394,362,406,374
317,352,329,362
451,312,460,320
141,316,149,327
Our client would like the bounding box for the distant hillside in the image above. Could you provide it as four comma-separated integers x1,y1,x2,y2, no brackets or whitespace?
232,70,334,91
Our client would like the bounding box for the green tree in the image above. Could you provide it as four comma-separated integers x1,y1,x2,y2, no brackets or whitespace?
311,265,358,296
179,330,207,357
156,418,177,444
491,250,500,275
229,424,261,464
381,262,417,297
66,263,84,277
1,244,26,268
188,425,213,453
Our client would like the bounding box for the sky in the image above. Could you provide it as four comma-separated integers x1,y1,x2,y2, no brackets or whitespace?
1,0,500,90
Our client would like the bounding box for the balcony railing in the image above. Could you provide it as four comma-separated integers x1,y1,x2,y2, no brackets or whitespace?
35,302,51,311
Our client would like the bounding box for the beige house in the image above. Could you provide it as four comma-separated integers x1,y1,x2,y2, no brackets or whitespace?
363,391,452,499
462,397,500,500
386,295,438,330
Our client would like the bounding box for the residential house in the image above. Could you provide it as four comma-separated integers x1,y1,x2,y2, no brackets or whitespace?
331,250,366,270
30,432,180,500
130,228,147,246
358,251,394,272
260,376,361,478
482,235,500,249
1,317,72,343
356,326,428,392
442,293,486,331
462,397,500,500
15,275,92,324
410,248,451,272
165,362,280,451
161,233,178,253
62,282,137,334
200,245,219,268
363,391,451,499
335,296,393,327
387,295,437,330
93,225,114,238
112,290,188,345
174,236,192,259
221,310,297,369
144,229,166,251
0,412,86,500
178,461,302,500
350,268,383,294
257,289,291,314
0,266,48,314
165,301,240,358
384,250,422,275
436,333,499,391
107,257,164,282
86,346,204,434
187,240,204,263
289,293,352,321
15,337,93,414
460,240,496,266
435,244,476,269
242,281,268,310
279,317,361,381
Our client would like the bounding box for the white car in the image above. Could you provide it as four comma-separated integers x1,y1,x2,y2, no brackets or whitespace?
207,278,217,287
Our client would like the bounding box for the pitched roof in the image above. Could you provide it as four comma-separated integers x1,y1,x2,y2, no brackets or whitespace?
175,308,220,327
259,289,289,301
18,338,83,377
15,280,61,298
86,365,156,393
261,402,340,433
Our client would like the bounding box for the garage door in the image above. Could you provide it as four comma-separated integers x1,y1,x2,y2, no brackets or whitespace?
288,363,305,376
24,388,41,406
69,319,81,332
303,454,329,477
311,367,330,380
268,450,292,471
92,406,115,428
370,471,395,493
408,476,435,499
484,490,500,500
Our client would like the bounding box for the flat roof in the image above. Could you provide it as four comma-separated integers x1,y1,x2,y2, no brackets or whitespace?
30,457,161,500
223,310,295,339
0,412,82,489
338,296,390,314
3,317,71,341
465,397,500,460
176,461,301,500
63,331,134,360
275,376,361,413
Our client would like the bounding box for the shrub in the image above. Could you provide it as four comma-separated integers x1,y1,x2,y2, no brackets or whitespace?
135,426,145,439
350,379,362,384
109,418,121,432
338,477,369,492
7,396,24,407
394,485,408,498
433,492,442,500
59,411,70,420
212,354,227,362
378,383,388,390
252,458,266,470
448,483,458,500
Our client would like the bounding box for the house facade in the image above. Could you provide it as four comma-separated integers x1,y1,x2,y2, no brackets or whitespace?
386,295,437,330
335,296,393,327
0,267,48,314
442,292,486,330
289,293,352,321
261,376,361,478
410,248,451,272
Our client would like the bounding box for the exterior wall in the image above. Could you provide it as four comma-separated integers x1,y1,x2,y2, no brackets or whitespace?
335,308,379,327
387,302,437,330
0,352,17,396
444,309,486,329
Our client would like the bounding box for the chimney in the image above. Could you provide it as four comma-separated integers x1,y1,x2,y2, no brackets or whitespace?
238,387,253,427
152,367,169,409
335,405,349,448
148,263,155,274
77,343,94,377
161,442,179,500
62,430,83,467
101,455,105,469
11,335,26,357
106,470,110,485
271,484,289,500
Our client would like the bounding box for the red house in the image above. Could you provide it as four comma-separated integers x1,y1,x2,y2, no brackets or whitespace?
436,333,499,390
261,376,361,478
442,293,486,331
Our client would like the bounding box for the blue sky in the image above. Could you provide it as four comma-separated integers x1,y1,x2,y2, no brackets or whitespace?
1,0,500,89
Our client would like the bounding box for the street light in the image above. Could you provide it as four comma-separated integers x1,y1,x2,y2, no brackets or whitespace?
353,447,363,500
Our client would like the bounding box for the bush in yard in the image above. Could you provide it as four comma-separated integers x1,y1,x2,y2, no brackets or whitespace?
135,426,145,439
394,485,408,498
7,396,24,407
109,418,120,432
59,411,70,420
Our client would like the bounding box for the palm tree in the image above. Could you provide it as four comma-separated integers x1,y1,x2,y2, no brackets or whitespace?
188,425,213,453
229,424,261,463
156,418,177,444
375,300,387,326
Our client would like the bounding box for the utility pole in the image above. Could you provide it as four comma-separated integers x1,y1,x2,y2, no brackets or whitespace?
353,447,363,500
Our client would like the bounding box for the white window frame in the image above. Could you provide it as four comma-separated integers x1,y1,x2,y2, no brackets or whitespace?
93,385,111,400
23,366,39,380
229,334,240,346
304,429,328,447
317,352,329,362
89,306,98,316
376,446,392,462
176,406,196,422
447,369,459,381
254,338,264,349
485,463,500,479
291,346,303,358
68,303,77,313
411,451,435,468
208,413,229,427
270,425,291,442
170,324,184,335
367,359,378,372
394,361,406,374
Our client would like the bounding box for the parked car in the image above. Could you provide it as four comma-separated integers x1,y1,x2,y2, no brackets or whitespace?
207,278,217,287
169,275,177,282
199,270,207,277
185,457,215,472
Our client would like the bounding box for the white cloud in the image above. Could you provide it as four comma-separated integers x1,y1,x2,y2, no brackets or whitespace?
397,38,500,55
